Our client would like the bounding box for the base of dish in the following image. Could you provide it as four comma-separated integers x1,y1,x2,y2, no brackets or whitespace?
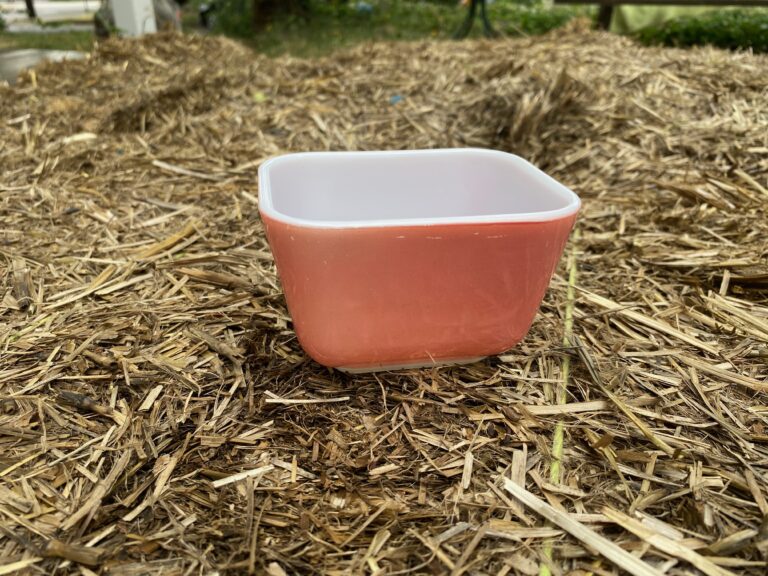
336,356,486,374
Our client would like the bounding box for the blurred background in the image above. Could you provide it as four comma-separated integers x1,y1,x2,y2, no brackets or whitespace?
0,0,766,58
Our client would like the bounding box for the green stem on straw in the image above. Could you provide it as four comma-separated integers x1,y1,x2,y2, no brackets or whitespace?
539,228,579,576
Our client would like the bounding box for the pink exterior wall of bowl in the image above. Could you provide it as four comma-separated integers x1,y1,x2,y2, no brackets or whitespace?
262,211,577,370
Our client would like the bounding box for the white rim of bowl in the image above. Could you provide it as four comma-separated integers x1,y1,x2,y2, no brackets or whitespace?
257,148,581,229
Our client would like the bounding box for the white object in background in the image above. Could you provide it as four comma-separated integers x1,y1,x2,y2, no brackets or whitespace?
110,0,157,37
0,50,86,84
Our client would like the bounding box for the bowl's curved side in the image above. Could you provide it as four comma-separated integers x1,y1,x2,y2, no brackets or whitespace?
262,211,578,370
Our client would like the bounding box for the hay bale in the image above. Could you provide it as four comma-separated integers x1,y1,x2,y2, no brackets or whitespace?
1,29,767,575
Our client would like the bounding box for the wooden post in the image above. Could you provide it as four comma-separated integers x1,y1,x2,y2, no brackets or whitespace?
597,5,613,29
24,0,37,19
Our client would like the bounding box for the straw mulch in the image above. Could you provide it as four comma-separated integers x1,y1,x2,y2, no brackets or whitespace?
1,22,767,575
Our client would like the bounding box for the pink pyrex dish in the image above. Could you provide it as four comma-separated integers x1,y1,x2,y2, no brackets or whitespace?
258,148,580,372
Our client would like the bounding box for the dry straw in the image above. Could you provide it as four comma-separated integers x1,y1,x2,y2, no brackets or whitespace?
1,21,767,575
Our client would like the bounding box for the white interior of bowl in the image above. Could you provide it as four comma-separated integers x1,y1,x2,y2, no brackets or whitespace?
258,149,580,228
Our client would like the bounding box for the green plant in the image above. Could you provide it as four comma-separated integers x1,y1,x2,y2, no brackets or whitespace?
215,0,312,36
0,13,6,32
213,0,254,36
636,9,768,53
208,0,587,56
0,31,94,51
494,4,586,36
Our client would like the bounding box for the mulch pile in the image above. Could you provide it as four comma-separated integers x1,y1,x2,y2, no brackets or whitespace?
1,22,767,575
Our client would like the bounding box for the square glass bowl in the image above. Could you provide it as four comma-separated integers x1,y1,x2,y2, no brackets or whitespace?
258,148,580,372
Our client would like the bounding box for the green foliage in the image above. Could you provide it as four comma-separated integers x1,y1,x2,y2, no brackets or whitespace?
636,9,768,53
407,0,543,6
494,4,586,36
0,14,6,32
212,0,587,56
0,30,94,51
213,0,255,37
214,0,312,36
